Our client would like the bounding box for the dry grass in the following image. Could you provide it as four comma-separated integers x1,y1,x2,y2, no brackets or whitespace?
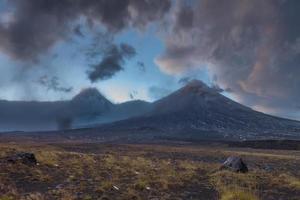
210,170,259,200
220,189,258,200
0,196,14,200
278,173,300,189
0,142,299,199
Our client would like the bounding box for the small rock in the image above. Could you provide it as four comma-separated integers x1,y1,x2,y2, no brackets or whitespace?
113,185,119,191
220,156,248,173
263,164,273,172
6,152,37,166
134,171,140,175
55,184,64,189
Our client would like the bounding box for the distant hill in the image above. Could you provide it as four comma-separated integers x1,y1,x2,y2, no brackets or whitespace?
0,88,151,131
0,99,67,131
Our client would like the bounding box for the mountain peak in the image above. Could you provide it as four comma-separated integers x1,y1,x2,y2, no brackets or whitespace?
72,88,111,104
181,79,213,94
185,79,209,88
71,88,113,116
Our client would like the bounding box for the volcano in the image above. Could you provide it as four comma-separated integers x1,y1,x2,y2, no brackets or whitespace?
101,80,300,140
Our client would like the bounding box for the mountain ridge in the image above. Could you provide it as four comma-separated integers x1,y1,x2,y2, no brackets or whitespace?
0,87,151,131
0,80,300,141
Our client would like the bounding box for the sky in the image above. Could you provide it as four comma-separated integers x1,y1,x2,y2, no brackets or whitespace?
0,0,299,120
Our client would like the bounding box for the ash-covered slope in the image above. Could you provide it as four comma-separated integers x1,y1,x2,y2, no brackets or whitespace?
109,100,152,121
104,80,300,140
75,99,152,127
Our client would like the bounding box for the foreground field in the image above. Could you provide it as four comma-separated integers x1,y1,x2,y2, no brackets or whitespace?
0,142,300,200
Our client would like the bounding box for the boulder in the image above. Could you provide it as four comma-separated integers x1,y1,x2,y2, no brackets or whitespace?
220,156,248,173
6,152,37,166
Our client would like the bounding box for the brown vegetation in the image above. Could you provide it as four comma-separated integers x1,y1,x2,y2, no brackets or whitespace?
0,142,299,199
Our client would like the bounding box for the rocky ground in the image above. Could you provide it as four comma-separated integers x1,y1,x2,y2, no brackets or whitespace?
0,142,299,200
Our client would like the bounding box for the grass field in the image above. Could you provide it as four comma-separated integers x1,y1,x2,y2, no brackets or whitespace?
0,142,299,200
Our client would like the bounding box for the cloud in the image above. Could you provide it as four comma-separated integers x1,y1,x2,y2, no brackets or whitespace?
0,0,172,101
0,0,171,62
1,0,300,120
73,25,84,38
178,76,192,85
87,43,136,82
156,0,300,119
36,75,73,93
137,61,146,72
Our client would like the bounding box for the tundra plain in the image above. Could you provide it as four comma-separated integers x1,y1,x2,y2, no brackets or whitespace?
0,140,299,200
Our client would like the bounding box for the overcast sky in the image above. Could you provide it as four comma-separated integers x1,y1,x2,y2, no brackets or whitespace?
0,0,300,120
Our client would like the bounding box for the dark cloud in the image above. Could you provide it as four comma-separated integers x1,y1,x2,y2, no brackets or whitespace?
0,0,171,62
37,75,73,93
137,61,146,72
0,0,76,62
73,25,84,38
85,32,114,61
88,43,136,82
178,76,231,93
174,3,194,31
156,0,300,119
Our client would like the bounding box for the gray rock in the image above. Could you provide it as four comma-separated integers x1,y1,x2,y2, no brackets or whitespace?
220,156,248,173
6,152,37,166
